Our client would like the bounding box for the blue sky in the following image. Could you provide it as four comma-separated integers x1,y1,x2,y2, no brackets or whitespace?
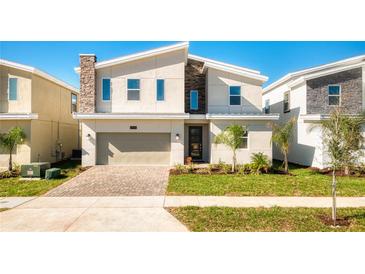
1,41,365,88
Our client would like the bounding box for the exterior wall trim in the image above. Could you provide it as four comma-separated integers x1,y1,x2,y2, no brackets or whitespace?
0,113,39,120
206,113,279,121
74,113,189,120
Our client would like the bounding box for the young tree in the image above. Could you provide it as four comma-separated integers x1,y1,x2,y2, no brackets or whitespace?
271,118,296,174
0,126,26,171
319,108,365,225
214,125,246,172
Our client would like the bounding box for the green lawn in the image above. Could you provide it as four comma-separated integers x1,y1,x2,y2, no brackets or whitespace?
169,207,365,232
0,161,82,197
167,163,365,196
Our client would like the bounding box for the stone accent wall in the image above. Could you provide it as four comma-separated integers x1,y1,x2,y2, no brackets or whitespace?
79,55,96,113
307,68,363,114
185,59,206,114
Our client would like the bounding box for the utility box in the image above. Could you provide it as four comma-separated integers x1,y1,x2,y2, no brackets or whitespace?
45,168,61,179
21,162,51,178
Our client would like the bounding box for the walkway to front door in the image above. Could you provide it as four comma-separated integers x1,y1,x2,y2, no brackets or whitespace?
45,166,170,196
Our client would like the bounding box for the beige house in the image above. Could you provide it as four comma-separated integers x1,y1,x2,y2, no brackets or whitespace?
0,59,80,168
74,42,279,166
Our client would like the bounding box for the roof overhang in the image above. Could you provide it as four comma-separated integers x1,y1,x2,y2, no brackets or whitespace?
288,62,365,89
263,54,365,94
189,54,268,83
206,113,279,121
74,42,189,73
0,113,39,120
73,113,190,120
0,59,79,93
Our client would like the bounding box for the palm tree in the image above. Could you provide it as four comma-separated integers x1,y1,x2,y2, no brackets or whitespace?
0,126,26,171
214,124,246,172
271,117,296,174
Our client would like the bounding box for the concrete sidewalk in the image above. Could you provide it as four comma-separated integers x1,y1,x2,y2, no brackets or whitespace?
0,197,188,232
1,196,365,232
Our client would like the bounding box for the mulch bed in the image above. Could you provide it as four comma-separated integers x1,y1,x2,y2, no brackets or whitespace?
317,214,352,227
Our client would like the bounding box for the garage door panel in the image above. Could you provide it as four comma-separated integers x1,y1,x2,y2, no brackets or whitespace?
97,133,171,165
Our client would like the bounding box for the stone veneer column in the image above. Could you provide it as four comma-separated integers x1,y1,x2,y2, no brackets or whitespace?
79,54,96,113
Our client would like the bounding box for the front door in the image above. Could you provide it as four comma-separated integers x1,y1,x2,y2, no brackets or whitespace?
189,126,203,161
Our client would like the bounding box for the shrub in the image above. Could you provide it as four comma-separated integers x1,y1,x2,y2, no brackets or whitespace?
222,163,232,174
250,152,270,174
174,163,188,174
207,164,214,175
217,160,226,171
238,163,252,175
188,163,195,174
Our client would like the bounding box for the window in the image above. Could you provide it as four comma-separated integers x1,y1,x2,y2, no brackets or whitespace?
239,131,249,149
283,91,290,112
71,94,77,112
102,78,111,101
127,79,140,100
190,90,198,110
156,79,165,101
9,78,18,100
229,86,241,106
328,85,341,106
264,99,270,114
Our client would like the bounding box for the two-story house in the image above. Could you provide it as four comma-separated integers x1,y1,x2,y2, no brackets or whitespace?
74,42,279,167
0,59,80,168
262,55,365,168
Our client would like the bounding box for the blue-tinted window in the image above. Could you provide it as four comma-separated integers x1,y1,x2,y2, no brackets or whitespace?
229,86,241,105
102,78,111,101
328,85,340,95
127,79,140,101
328,85,341,106
157,79,164,101
128,79,140,90
9,78,17,100
190,90,198,110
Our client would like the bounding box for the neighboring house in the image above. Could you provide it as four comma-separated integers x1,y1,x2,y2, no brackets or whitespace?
74,42,279,166
263,55,365,168
0,59,80,168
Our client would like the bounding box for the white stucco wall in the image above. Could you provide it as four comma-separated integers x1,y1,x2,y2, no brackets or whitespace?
263,81,328,168
207,68,263,114
80,119,184,167
209,120,272,165
94,49,185,114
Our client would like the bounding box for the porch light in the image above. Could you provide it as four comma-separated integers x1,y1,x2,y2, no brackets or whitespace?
175,133,180,140
86,133,91,140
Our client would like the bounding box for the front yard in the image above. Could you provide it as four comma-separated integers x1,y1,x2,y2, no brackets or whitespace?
167,163,365,196
0,160,83,197
169,207,365,232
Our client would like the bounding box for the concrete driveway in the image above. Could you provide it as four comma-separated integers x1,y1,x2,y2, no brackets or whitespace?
0,197,188,232
45,166,170,197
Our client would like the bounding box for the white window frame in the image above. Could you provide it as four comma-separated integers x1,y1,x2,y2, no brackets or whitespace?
328,84,341,106
156,79,165,101
101,77,111,102
239,130,249,150
127,79,141,101
8,77,18,101
283,91,290,113
190,90,199,110
228,86,241,106
71,93,78,113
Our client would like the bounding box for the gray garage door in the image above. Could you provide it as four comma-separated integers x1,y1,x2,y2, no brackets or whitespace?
96,133,171,165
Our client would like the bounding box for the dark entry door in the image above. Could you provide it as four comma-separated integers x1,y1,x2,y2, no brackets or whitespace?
189,126,203,160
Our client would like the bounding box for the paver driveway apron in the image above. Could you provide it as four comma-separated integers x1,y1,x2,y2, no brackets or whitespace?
45,166,170,196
